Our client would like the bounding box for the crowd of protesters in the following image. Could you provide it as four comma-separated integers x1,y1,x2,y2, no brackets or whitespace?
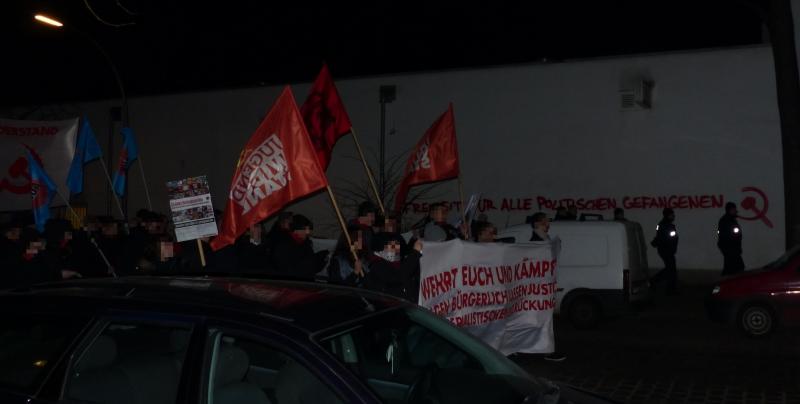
0,200,503,303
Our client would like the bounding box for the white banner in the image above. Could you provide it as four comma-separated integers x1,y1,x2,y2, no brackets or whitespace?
419,240,557,355
0,118,79,210
167,175,218,242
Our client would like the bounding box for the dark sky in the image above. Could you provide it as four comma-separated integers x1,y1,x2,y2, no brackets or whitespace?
2,1,765,106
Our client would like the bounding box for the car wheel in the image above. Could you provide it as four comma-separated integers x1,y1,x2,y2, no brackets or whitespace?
568,296,601,329
739,304,774,338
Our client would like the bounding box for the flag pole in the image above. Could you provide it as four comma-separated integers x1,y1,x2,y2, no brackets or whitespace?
349,127,385,215
55,190,117,278
197,239,207,267
136,157,154,211
98,158,127,219
458,175,468,239
325,185,362,276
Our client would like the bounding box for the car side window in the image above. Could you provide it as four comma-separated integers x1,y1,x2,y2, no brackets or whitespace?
207,332,343,404
0,314,88,395
64,322,193,404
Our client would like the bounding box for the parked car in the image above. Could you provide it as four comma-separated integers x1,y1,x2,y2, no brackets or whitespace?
0,276,612,404
496,220,652,328
706,246,800,337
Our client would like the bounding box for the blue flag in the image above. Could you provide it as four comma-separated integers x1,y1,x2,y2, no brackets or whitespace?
66,118,103,194
26,150,57,233
111,127,139,196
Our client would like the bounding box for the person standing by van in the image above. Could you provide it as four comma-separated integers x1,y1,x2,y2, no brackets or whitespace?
651,208,679,295
529,212,566,362
718,202,744,276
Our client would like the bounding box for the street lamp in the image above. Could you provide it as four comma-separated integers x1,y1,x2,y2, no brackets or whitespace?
34,12,129,216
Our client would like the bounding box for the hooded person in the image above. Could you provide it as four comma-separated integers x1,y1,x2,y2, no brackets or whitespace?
270,214,329,280
364,232,423,301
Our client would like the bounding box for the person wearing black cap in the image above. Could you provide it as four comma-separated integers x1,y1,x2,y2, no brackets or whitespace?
364,232,423,301
718,202,744,276
651,208,679,295
270,214,329,280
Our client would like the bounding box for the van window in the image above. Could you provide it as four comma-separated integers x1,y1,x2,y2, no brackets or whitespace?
557,234,609,267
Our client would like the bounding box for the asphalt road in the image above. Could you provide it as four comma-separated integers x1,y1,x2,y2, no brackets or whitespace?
514,284,800,404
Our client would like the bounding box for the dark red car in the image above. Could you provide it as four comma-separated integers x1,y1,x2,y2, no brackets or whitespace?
706,247,800,337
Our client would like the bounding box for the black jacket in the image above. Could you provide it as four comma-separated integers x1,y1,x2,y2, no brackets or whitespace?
364,250,421,301
270,237,328,280
717,214,742,253
651,219,678,255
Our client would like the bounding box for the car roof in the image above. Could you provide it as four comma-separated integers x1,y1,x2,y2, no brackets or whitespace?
0,276,407,333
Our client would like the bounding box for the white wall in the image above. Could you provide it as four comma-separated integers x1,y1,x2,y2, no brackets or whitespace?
4,45,784,270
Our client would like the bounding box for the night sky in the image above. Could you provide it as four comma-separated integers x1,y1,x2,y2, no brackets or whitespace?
3,1,765,106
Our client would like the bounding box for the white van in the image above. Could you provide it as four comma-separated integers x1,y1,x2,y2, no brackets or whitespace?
496,220,651,328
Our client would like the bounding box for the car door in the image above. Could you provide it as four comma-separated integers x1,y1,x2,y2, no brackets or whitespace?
0,310,93,404
200,320,379,404
56,311,205,404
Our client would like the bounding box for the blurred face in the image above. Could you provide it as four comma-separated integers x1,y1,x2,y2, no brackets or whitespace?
383,240,401,254
146,220,164,235
431,206,448,222
250,224,262,242
383,218,397,233
293,226,312,240
279,217,292,230
101,223,118,236
4,227,20,241
535,218,550,233
728,206,738,216
477,225,497,243
360,212,376,227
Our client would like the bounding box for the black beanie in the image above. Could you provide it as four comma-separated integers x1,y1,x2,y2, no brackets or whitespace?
291,214,313,231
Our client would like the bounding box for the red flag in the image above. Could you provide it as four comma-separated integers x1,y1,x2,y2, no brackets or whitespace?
211,87,328,250
394,103,459,212
300,64,353,170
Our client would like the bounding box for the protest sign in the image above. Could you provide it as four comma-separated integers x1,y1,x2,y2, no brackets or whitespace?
419,240,557,355
166,175,217,242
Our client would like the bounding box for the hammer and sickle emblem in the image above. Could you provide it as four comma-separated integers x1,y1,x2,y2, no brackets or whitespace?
738,186,773,228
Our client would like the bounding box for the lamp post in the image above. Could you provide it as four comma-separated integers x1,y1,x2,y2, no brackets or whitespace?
34,13,129,217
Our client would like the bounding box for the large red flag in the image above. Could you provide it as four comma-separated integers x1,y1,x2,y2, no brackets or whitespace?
394,103,460,212
211,87,328,250
300,64,353,170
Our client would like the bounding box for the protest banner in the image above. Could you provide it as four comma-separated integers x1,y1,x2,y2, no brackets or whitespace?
0,118,78,210
166,175,218,243
419,240,557,355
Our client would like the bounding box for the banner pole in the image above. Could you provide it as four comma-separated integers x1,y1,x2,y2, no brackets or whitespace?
458,175,468,239
325,185,361,275
99,158,127,219
197,239,207,268
55,190,117,277
136,157,154,211
349,127,385,215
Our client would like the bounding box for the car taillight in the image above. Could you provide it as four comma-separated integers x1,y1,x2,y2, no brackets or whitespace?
623,269,630,302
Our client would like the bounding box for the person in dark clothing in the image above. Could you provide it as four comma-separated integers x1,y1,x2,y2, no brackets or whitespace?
263,211,293,258
350,201,377,252
95,216,124,274
270,214,329,280
365,232,422,301
235,223,271,273
718,202,745,276
613,208,630,222
651,208,679,295
328,225,367,286
422,203,464,242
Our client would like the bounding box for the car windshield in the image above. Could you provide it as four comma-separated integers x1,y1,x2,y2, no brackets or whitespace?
315,306,559,404
763,245,800,269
